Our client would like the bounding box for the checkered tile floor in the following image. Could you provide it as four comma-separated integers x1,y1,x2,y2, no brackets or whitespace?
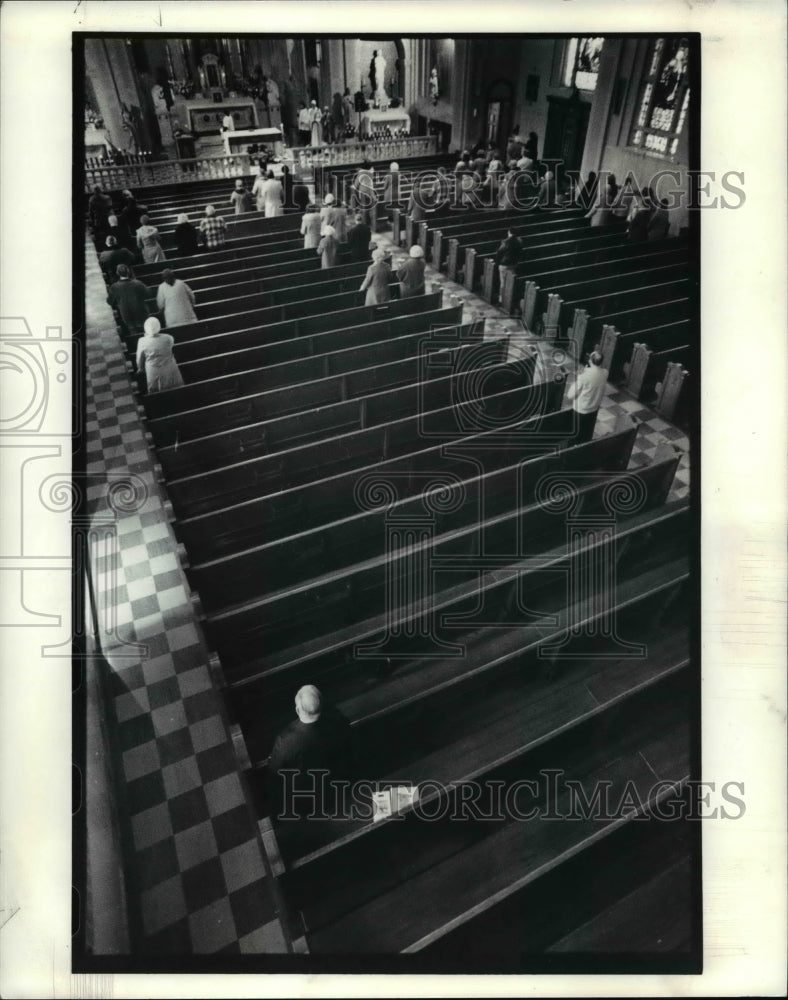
84,238,290,955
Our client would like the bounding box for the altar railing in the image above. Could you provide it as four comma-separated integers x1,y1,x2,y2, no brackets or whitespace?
84,134,438,192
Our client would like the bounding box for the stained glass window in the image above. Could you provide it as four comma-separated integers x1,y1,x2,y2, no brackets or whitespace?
630,37,691,158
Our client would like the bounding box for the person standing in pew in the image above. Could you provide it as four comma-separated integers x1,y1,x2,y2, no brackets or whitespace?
229,178,254,215
566,351,609,444
493,229,524,303
135,316,184,393
397,244,426,298
280,164,294,208
360,247,392,305
325,197,349,244
99,237,135,283
381,162,400,204
300,203,322,249
292,174,310,212
106,264,150,341
586,174,620,227
536,170,558,207
106,214,135,254
257,170,284,218
268,685,354,821
317,223,339,268
173,213,200,256
198,205,227,249
156,269,197,328
135,215,166,264
346,213,373,261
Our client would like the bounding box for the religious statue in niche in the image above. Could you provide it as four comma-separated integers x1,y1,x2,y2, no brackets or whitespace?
368,49,387,101
265,77,281,108
429,67,439,104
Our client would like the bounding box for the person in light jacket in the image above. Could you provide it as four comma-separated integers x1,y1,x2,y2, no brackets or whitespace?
300,204,322,249
156,269,197,328
317,224,339,268
397,244,426,298
360,247,392,305
566,351,609,443
135,316,184,393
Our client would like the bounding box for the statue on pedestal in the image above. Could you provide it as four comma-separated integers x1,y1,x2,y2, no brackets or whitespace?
369,49,387,101
429,68,440,104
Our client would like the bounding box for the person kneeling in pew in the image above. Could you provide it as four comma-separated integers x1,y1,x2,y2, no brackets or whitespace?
268,685,354,821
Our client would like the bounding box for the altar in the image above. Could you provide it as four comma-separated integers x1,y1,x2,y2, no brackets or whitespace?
177,98,258,136
223,127,284,156
359,107,411,138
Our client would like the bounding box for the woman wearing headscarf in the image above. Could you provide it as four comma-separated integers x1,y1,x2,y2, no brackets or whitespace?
230,179,254,215
135,316,184,393
317,224,339,268
397,244,426,298
136,214,166,263
173,213,200,256
156,269,197,328
300,204,322,249
359,247,392,305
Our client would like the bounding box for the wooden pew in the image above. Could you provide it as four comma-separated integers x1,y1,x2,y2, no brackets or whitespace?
431,208,583,277
162,368,554,530
550,278,693,363
655,361,692,427
624,342,693,401
142,304,465,422
236,493,688,844
201,441,677,677
303,678,690,955
183,400,626,613
171,290,443,366
172,365,557,560
596,317,693,380
496,229,656,313
517,238,689,327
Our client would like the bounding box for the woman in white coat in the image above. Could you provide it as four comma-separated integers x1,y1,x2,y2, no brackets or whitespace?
156,269,197,327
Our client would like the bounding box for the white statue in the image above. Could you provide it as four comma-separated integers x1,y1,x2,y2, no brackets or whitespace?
265,77,280,107
429,67,439,103
369,49,387,98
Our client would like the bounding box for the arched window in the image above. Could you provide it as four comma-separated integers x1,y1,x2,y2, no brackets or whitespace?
562,37,604,91
630,36,690,157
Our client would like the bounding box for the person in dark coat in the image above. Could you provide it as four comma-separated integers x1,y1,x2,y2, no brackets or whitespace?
268,685,353,819
99,237,136,282
346,213,373,261
397,244,426,298
106,264,149,338
173,213,200,256
88,186,113,243
493,228,523,303
280,164,294,209
292,176,310,212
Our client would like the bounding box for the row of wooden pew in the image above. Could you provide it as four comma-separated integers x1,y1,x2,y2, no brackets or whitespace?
402,201,696,430
111,168,696,959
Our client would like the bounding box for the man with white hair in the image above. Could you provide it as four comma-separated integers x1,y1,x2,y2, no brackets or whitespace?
566,350,609,443
268,685,353,818
198,204,227,248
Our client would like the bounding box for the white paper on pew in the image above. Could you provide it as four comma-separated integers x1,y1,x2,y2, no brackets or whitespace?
372,785,419,822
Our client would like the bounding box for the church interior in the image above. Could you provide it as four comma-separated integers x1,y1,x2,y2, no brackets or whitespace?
77,32,699,967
